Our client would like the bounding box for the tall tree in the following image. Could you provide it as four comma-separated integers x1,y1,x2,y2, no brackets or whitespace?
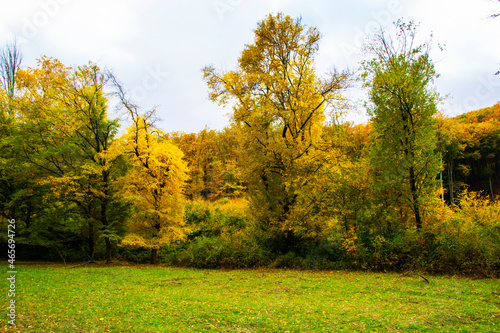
204,13,348,251
13,58,122,262
112,82,189,264
436,113,467,205
362,20,441,230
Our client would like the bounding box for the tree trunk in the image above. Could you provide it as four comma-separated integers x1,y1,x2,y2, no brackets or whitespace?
211,166,215,200
88,221,96,262
409,165,422,230
440,154,444,207
105,237,112,264
489,175,495,202
150,248,159,264
448,159,454,205
495,155,499,182
284,229,295,253
101,169,112,263
25,201,32,229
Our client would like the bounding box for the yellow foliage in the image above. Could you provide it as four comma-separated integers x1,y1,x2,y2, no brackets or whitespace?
431,190,500,237
112,116,190,249
452,191,500,226
203,14,349,247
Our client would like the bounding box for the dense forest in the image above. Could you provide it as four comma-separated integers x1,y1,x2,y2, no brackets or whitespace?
1,14,499,276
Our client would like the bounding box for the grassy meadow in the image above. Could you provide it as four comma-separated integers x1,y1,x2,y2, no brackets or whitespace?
1,263,499,332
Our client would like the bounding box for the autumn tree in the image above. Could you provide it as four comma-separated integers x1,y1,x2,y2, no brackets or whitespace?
362,20,441,230
12,58,122,262
204,13,348,251
436,113,467,205
169,127,245,200
453,104,500,201
317,122,371,234
112,84,189,264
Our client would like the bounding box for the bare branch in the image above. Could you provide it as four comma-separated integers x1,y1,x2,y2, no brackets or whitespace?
0,38,22,98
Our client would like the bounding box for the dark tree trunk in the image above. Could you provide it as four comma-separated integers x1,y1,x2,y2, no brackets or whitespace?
284,229,295,253
489,176,495,202
25,201,32,229
88,221,96,262
101,169,112,263
150,248,159,264
440,154,444,207
105,237,112,264
409,165,422,230
448,159,454,205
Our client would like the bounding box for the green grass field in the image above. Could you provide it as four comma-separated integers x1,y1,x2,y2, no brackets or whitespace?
1,263,499,332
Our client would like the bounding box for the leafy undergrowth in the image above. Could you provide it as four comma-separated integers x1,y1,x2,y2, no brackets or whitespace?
1,262,499,332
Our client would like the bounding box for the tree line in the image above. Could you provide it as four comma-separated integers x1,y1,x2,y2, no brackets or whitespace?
1,14,498,275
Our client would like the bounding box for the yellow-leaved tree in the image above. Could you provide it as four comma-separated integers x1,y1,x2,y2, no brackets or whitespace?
203,13,349,252
111,106,189,264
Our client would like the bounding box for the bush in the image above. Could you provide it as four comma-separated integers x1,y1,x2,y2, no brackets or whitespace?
163,198,270,268
333,190,499,276
166,233,270,269
158,193,500,276
118,247,151,263
184,199,250,237
269,252,307,269
428,191,500,276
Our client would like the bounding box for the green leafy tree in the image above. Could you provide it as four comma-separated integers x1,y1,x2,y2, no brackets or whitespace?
362,20,441,230
11,58,122,262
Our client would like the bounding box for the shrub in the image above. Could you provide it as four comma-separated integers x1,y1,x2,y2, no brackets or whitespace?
118,247,150,263
164,198,271,268
426,191,500,276
167,233,270,269
184,198,250,237
163,193,499,276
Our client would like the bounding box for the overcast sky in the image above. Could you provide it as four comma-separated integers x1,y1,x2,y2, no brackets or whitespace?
1,0,499,133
